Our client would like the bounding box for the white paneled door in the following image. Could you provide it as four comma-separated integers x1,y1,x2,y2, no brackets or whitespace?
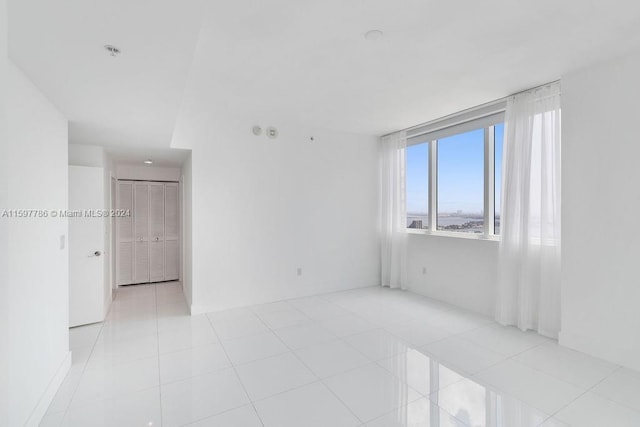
69,165,106,327
148,183,165,282
117,180,179,285
164,183,179,281
134,182,150,284
116,182,134,285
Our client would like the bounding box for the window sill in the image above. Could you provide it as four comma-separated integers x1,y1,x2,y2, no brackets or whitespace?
405,228,500,241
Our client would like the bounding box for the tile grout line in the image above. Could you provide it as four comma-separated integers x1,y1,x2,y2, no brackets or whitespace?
259,314,370,425
237,299,368,423
153,283,164,427
250,299,398,426
205,310,266,427
51,286,119,422
540,365,640,425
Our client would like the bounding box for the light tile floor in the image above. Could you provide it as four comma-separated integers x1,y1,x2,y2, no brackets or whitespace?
40,283,640,427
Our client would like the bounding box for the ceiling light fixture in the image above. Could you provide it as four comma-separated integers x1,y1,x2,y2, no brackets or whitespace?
364,30,384,41
104,45,121,57
143,159,153,165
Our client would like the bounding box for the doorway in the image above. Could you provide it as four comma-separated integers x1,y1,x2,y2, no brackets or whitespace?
116,180,180,286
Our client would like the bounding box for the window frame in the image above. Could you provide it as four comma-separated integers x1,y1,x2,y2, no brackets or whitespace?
404,105,505,240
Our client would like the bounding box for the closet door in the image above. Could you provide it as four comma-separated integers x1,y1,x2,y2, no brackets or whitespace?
133,183,150,283
164,183,179,281
148,183,165,282
117,181,134,285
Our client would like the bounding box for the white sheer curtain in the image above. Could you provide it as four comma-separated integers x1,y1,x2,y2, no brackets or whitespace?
380,131,408,289
496,82,561,338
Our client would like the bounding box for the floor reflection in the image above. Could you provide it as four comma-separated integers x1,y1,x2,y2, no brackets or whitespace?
383,349,550,426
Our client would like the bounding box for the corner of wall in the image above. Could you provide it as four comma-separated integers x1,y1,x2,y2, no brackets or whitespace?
24,352,71,427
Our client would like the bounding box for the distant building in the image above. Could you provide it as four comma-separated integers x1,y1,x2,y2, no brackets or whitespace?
408,219,423,229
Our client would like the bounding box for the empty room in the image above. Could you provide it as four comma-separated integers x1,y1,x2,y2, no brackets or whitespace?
2,0,640,426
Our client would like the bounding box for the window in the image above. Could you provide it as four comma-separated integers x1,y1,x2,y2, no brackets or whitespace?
437,129,484,233
404,109,504,238
406,143,429,229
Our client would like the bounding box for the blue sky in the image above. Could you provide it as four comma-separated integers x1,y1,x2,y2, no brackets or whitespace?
406,124,504,215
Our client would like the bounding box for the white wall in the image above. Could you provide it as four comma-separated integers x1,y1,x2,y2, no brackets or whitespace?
407,235,498,316
103,152,114,302
189,123,380,313
0,0,9,422
116,164,181,181
182,153,193,306
68,143,106,167
560,50,640,372
6,61,69,426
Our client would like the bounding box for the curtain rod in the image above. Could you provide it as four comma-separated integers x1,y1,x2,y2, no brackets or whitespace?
381,80,561,138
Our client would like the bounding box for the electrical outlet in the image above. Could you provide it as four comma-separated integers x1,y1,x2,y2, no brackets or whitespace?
297,268,302,276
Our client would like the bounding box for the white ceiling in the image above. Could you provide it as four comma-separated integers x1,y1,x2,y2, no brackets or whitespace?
105,146,190,168
9,0,640,150
9,0,206,149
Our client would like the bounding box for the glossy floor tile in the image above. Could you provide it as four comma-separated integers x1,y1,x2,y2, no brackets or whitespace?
432,378,550,427
323,363,422,422
474,359,584,414
221,330,289,365
458,323,549,357
294,339,371,378
366,398,465,427
160,368,249,427
253,382,360,427
422,336,505,375
186,404,263,427
513,341,619,389
344,329,412,360
234,352,317,400
158,342,231,384
590,367,640,412
272,321,337,349
376,348,465,396
42,282,640,426
552,391,640,427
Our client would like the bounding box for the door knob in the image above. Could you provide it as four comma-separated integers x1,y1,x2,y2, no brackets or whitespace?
155,237,159,242
94,251,102,257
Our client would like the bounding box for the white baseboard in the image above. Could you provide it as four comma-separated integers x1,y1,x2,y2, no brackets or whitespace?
25,351,71,427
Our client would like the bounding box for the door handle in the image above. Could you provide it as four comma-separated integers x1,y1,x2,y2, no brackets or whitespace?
89,251,102,257
155,237,159,242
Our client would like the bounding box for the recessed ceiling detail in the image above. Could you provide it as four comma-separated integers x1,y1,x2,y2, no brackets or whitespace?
364,30,383,41
104,45,121,57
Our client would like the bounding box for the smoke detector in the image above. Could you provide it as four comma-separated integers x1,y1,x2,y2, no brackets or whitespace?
266,127,278,139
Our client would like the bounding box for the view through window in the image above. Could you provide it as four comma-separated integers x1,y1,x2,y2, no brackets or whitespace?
406,142,428,229
437,128,484,233
405,118,504,237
